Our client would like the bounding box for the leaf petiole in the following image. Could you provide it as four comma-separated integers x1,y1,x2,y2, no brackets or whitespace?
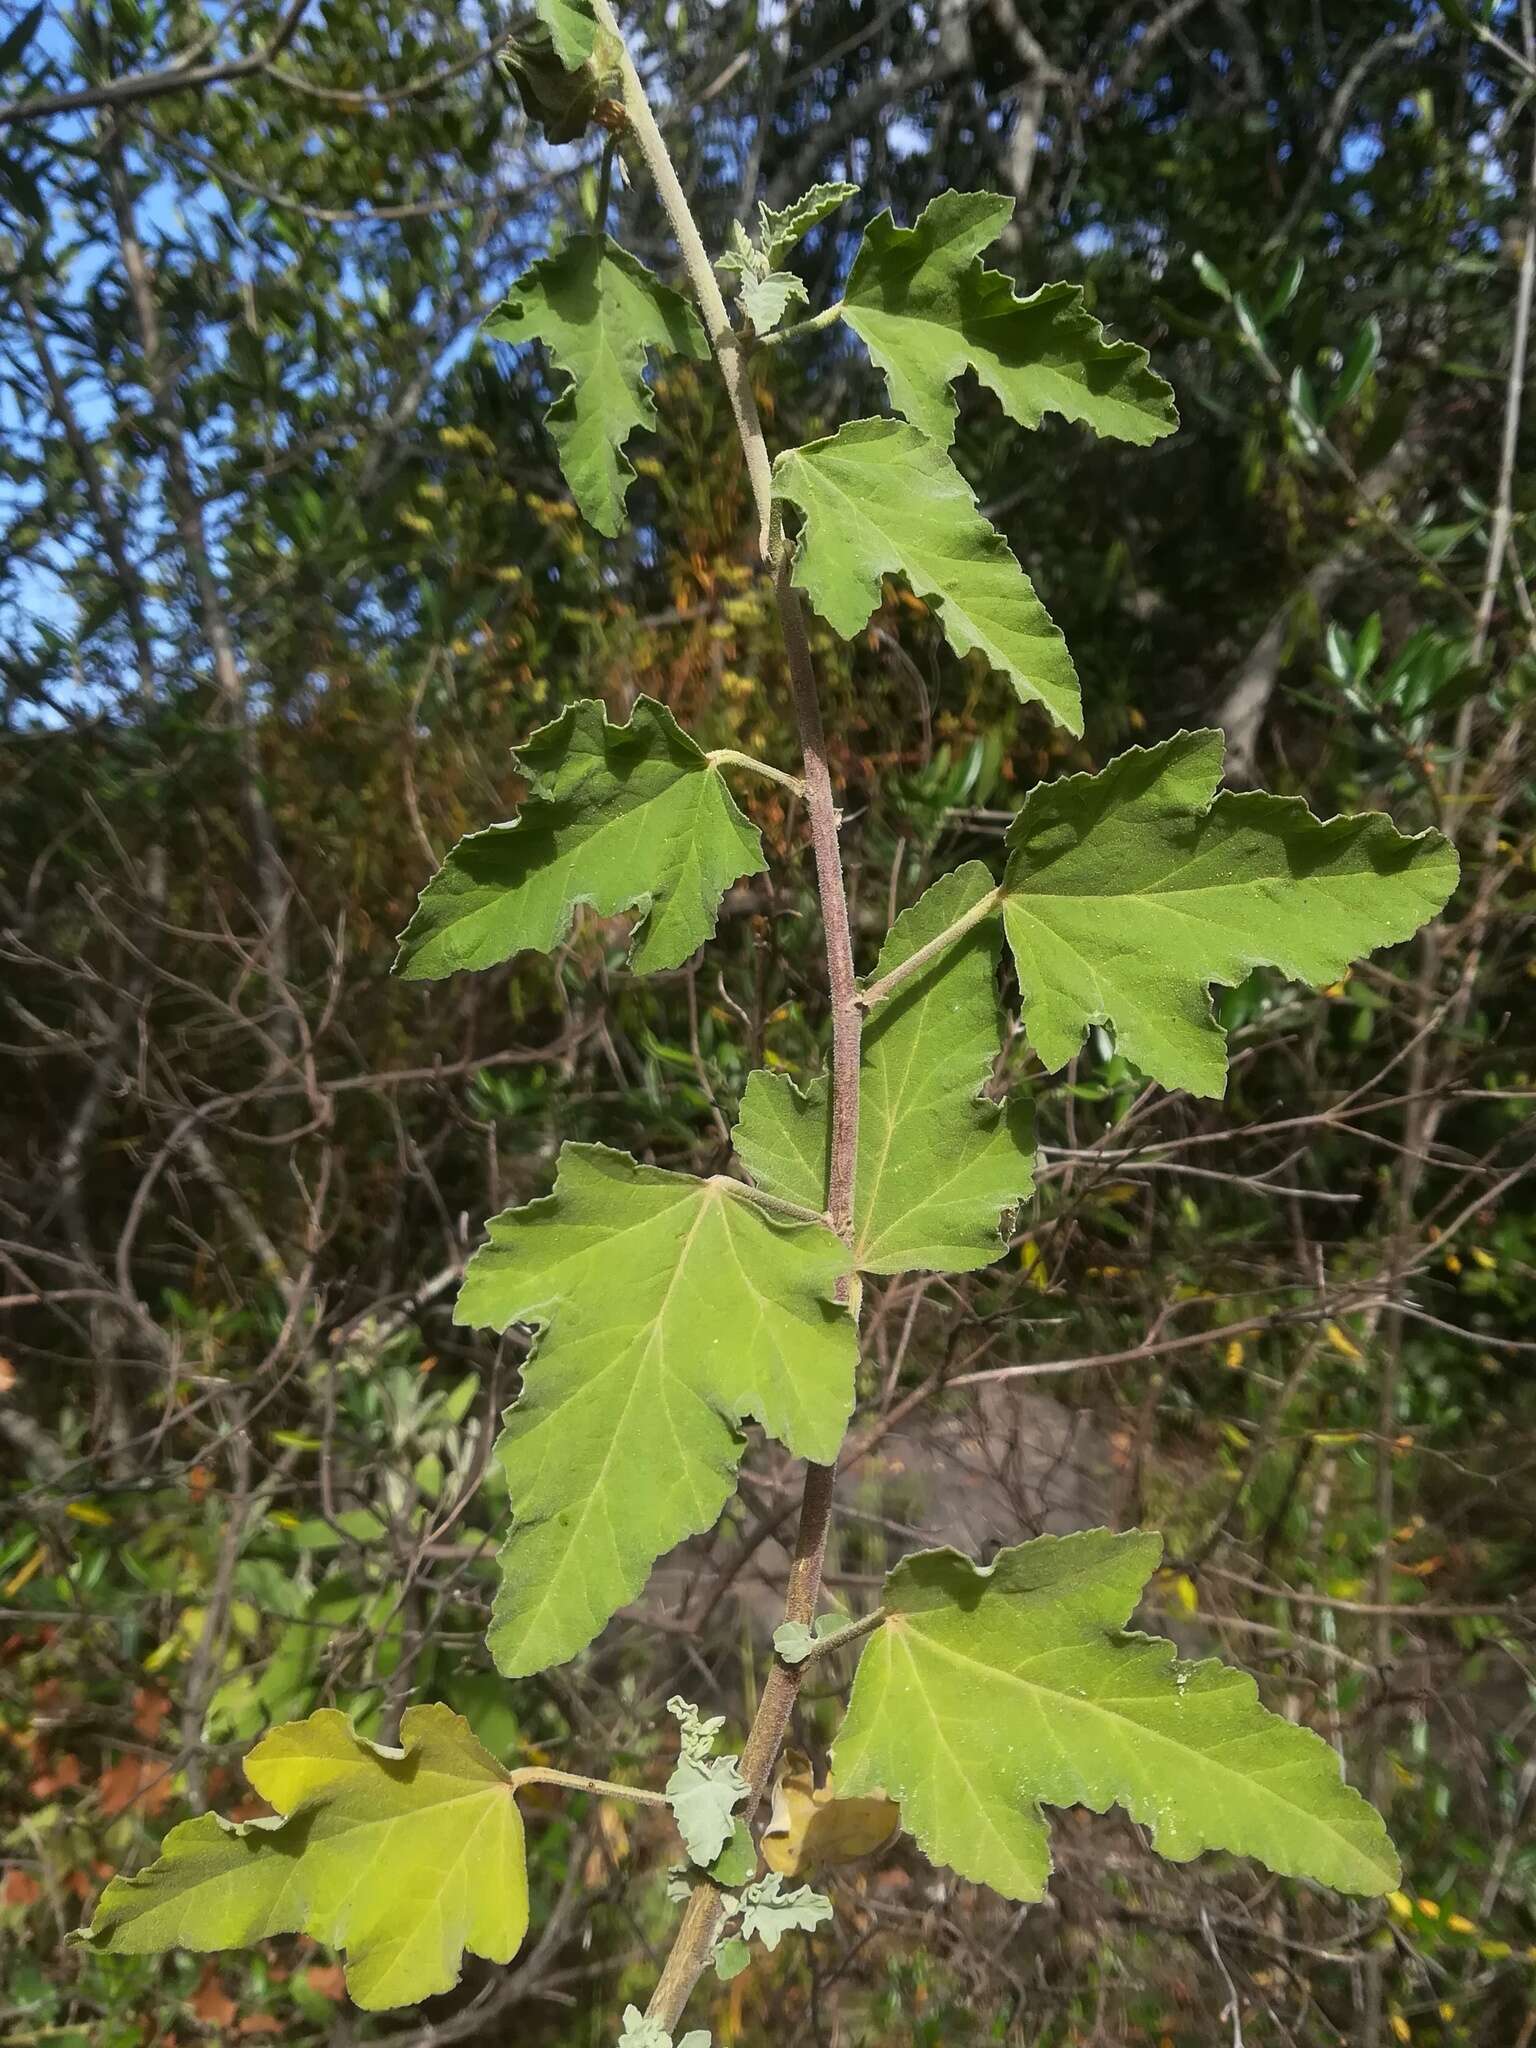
706,748,808,798
793,1608,886,1664
711,1175,829,1229
508,1765,673,1809
754,299,846,349
855,885,1004,1013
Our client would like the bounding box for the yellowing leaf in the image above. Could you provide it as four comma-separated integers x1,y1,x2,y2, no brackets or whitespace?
1019,1239,1050,1291
3,1546,44,1597
1158,1570,1199,1616
760,1750,900,1880
72,1707,528,2010
1326,1322,1364,1361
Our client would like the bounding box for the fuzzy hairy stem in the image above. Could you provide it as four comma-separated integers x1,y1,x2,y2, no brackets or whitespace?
705,747,808,797
856,884,1005,1013
507,1766,672,1809
755,297,846,347
711,1176,829,1227
587,0,863,2028
798,1606,888,1663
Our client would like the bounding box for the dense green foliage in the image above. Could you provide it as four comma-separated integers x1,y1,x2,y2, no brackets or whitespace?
2,0,1534,2044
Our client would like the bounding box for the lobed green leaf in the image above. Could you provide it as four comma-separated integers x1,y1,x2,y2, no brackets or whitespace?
844,190,1178,448
485,235,708,537
457,1144,856,1676
758,181,859,269
739,270,809,334
773,420,1079,732
735,862,1033,1272
998,730,1460,1097
394,696,765,981
834,1531,1401,1901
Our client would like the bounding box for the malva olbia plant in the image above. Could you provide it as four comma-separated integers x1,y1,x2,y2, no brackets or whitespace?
74,1,1460,2036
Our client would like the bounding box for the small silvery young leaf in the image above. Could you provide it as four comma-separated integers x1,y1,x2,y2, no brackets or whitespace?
735,863,1034,1274
735,1872,834,1951
71,1708,529,2010
458,1146,856,1677
664,1865,692,1903
617,2007,712,2048
713,1934,752,1981
740,271,810,335
484,236,709,537
997,731,1459,1097
771,1612,844,1664
833,1530,1402,1902
667,1694,726,1762
669,1755,747,1864
395,697,766,983
772,1621,817,1664
773,419,1080,733
843,189,1177,449
717,218,763,281
758,180,859,269
666,1695,748,1865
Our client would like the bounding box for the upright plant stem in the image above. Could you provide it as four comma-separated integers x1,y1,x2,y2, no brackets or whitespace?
587,2,864,2027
